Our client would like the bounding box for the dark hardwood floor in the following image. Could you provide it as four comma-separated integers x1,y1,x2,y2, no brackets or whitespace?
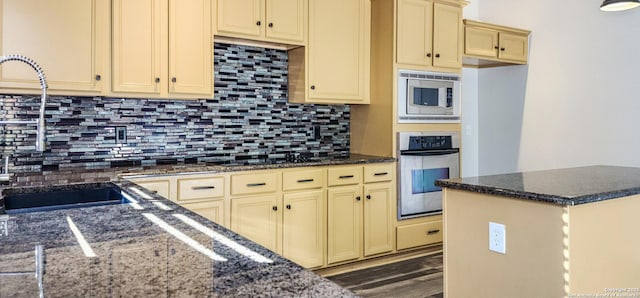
326,253,443,298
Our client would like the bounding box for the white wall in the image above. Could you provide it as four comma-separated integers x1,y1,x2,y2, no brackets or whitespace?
460,0,480,177
476,0,640,175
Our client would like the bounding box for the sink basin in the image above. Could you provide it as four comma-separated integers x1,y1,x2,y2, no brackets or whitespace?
1,183,130,214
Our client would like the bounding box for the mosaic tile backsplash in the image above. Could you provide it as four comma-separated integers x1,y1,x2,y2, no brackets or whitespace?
0,43,350,172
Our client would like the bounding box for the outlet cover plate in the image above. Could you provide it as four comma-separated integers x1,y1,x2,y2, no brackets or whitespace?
489,222,506,254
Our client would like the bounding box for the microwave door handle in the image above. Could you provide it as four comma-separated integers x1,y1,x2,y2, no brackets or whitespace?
400,149,460,156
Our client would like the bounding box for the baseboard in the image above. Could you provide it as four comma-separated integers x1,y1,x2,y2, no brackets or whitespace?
314,244,443,277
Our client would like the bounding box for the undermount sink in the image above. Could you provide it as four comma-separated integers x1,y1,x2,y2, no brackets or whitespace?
1,183,130,214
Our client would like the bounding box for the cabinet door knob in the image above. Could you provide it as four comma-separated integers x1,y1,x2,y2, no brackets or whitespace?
286,204,291,210
268,22,273,28
494,46,499,49
272,206,278,211
356,196,361,201
426,53,432,58
310,85,316,90
500,48,506,51
155,77,160,83
435,53,440,58
256,21,261,26
171,77,177,83
366,195,371,200
95,74,101,81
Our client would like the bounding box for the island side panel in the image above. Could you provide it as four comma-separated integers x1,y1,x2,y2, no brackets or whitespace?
568,194,640,294
443,188,565,298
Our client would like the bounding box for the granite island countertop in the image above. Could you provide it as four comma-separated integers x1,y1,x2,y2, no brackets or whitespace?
435,165,640,206
0,154,394,297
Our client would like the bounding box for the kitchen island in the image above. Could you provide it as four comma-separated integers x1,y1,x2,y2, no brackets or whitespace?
0,155,392,297
436,166,640,298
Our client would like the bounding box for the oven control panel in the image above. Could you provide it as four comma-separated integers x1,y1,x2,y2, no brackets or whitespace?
408,136,452,150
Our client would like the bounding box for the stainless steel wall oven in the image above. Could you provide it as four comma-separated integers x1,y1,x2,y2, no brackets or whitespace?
397,131,460,219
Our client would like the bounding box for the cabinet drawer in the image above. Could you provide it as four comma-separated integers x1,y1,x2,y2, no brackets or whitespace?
283,169,324,191
364,163,394,183
177,176,225,201
397,220,443,250
327,166,362,186
231,172,278,196
133,180,170,199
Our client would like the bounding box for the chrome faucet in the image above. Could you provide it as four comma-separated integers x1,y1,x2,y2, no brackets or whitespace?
0,156,8,182
0,55,48,152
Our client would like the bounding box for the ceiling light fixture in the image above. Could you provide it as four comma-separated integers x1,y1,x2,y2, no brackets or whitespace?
600,0,640,11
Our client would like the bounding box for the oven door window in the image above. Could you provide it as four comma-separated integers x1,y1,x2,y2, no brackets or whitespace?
411,168,449,194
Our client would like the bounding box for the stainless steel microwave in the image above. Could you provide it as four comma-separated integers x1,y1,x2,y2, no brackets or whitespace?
397,70,461,123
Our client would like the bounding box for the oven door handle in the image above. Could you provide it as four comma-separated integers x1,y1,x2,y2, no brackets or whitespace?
400,148,459,156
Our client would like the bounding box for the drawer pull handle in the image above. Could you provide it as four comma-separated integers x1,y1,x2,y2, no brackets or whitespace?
150,190,159,194
339,175,354,179
247,183,267,187
191,186,216,190
297,179,314,183
427,229,441,235
374,172,388,176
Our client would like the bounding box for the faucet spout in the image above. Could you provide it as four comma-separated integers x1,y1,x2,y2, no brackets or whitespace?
0,55,48,152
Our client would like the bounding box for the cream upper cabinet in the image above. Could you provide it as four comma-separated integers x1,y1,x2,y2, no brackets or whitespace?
0,0,109,94
432,2,463,69
396,0,464,72
112,0,212,98
214,0,306,45
463,19,531,65
289,0,370,104
282,189,325,268
216,0,263,38
396,0,433,67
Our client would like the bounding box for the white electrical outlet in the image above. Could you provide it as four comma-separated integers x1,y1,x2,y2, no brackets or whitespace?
489,222,506,254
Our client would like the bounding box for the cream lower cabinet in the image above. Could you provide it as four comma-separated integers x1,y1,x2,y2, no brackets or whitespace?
231,194,280,252
327,163,395,265
282,189,325,268
230,169,325,268
0,0,109,94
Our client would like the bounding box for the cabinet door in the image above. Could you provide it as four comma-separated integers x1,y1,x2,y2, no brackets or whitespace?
464,26,499,59
396,0,433,67
182,200,225,226
498,32,528,63
363,182,394,256
231,194,280,252
432,2,462,69
265,0,306,44
327,186,362,264
308,0,370,103
112,0,165,94
216,0,263,38
169,0,213,95
282,190,325,268
0,0,108,93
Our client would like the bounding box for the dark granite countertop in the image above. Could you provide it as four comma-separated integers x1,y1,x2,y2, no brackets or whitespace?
7,154,395,188
0,155,392,296
435,165,640,206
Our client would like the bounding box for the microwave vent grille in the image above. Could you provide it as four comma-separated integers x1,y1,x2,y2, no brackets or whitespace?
399,115,461,122
399,72,460,82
